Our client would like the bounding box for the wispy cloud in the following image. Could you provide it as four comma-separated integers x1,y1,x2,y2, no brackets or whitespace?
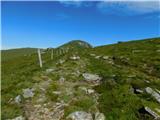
59,1,93,8
97,1,160,16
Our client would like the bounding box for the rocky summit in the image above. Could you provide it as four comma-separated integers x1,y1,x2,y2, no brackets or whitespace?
2,38,160,120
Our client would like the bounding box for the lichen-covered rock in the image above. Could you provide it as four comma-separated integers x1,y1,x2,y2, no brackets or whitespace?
95,112,105,120
59,77,65,84
103,56,109,60
23,88,34,98
14,95,21,104
145,87,160,103
82,73,102,84
67,111,93,120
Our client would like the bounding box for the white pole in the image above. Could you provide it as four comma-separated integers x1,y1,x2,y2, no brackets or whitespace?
51,49,53,60
38,49,42,68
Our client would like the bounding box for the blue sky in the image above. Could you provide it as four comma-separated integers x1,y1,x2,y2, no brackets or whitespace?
1,1,160,49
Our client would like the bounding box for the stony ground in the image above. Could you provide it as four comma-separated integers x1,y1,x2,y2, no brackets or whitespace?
8,55,105,120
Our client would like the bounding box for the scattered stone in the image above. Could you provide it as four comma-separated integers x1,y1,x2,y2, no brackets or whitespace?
59,77,65,84
95,112,105,120
103,56,109,60
7,116,25,120
156,50,160,52
144,80,150,83
145,107,160,119
133,89,143,94
82,73,102,84
95,56,101,59
145,87,160,103
59,59,65,64
52,91,61,95
23,88,34,98
70,55,80,60
14,95,21,104
46,68,55,73
56,59,65,65
79,86,87,93
87,89,95,94
67,111,93,120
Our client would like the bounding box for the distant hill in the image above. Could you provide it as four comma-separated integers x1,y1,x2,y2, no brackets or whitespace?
58,40,92,50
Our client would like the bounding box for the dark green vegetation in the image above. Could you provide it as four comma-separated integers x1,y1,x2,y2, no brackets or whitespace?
1,38,160,120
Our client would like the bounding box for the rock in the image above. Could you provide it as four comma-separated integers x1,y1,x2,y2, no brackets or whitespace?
103,56,109,60
145,87,160,103
79,86,87,93
70,56,80,60
59,77,65,84
87,89,95,94
14,95,21,104
23,88,34,98
59,59,65,64
46,68,54,73
133,89,143,94
82,73,102,84
7,116,25,120
56,59,65,65
95,56,101,59
144,107,160,119
156,50,160,52
67,111,93,120
52,91,61,95
144,80,150,83
95,112,105,120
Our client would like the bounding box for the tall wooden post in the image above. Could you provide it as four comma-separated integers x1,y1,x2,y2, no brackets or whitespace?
38,49,42,68
51,49,53,60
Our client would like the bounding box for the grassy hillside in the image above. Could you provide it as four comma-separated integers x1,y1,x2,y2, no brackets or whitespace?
1,38,160,120
1,48,37,61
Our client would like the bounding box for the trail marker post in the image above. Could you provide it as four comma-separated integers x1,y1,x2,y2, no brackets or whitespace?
38,49,43,68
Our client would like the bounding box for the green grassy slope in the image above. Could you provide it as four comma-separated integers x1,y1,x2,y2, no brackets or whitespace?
1,38,160,120
1,48,37,61
87,37,160,120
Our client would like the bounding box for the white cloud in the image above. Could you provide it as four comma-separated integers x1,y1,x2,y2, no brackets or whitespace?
59,1,93,8
59,1,83,7
97,1,160,15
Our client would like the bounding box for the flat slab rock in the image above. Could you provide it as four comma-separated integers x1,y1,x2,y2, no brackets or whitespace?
66,111,105,120
145,87,160,103
67,111,93,120
82,73,102,82
23,88,34,98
